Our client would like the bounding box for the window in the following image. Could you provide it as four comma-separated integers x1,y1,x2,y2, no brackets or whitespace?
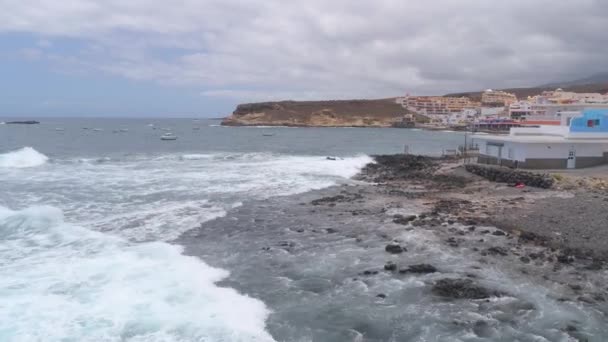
587,119,601,128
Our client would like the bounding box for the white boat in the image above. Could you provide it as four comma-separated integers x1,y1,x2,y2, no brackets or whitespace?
160,133,178,141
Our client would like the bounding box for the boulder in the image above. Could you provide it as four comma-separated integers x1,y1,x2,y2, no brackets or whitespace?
465,164,554,189
384,261,398,271
385,243,406,254
432,278,504,299
399,264,437,274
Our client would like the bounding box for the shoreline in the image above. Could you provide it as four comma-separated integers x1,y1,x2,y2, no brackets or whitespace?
177,154,608,340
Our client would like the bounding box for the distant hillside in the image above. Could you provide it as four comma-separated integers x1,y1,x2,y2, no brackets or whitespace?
221,98,411,127
445,83,608,102
539,72,608,88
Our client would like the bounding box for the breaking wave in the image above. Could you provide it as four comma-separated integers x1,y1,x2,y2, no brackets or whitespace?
0,147,48,168
0,205,276,341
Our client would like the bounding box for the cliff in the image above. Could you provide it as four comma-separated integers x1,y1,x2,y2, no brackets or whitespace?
221,99,410,127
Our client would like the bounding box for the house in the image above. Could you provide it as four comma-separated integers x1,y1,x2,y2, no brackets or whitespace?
472,109,608,169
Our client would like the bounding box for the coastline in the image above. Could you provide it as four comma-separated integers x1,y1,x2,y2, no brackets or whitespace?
177,155,608,340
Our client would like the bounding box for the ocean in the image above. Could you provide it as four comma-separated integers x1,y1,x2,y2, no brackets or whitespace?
3,119,606,341
0,118,465,341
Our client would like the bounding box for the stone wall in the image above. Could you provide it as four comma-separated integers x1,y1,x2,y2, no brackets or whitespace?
465,164,554,188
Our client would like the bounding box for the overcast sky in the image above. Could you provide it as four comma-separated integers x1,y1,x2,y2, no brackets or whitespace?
1,0,607,117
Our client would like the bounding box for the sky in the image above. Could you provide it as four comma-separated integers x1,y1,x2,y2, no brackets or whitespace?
1,0,607,117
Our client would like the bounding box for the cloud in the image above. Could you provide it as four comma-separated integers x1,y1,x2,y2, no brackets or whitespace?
1,0,607,101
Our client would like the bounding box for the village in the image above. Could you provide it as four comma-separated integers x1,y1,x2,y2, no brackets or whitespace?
397,89,608,169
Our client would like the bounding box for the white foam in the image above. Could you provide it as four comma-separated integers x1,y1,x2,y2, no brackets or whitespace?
0,147,48,168
0,205,276,342
1,152,372,242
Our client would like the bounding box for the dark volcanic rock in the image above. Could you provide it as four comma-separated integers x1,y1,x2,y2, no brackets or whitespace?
385,243,406,254
557,254,574,264
311,195,346,206
399,264,437,274
393,214,417,225
384,261,398,271
432,278,504,299
485,246,509,256
464,164,554,189
357,154,445,183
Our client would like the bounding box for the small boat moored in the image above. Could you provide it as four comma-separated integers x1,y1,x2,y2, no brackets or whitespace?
160,133,178,141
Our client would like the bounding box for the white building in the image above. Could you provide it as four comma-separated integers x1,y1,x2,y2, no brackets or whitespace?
473,109,608,169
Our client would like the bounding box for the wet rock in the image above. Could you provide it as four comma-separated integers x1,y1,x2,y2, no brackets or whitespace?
278,241,296,248
382,260,398,272
311,195,346,206
568,284,582,291
491,230,506,236
519,256,531,264
585,260,603,271
362,270,379,276
376,293,387,299
393,214,417,225
399,264,437,274
432,278,504,299
446,237,460,248
485,246,509,256
528,252,545,260
557,254,574,264
464,164,554,188
385,243,406,254
325,228,338,234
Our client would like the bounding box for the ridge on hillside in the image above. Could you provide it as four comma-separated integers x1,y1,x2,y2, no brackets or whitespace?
445,83,608,102
538,72,608,88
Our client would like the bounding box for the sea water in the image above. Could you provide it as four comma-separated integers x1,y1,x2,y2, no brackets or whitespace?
0,119,467,341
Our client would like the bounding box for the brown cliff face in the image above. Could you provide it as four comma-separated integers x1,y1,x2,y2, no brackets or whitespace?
221,99,407,127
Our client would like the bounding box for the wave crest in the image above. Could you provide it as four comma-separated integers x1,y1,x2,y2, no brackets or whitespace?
0,205,275,341
0,147,48,168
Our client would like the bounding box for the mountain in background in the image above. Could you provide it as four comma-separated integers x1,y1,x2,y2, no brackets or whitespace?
538,72,608,88
445,72,608,101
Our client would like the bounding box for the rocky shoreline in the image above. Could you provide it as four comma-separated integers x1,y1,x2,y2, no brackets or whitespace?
179,154,608,341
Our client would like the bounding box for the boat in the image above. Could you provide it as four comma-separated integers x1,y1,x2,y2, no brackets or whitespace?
160,133,178,141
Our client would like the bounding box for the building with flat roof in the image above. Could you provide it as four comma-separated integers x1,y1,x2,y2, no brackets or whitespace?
481,89,517,106
473,109,608,169
398,96,480,116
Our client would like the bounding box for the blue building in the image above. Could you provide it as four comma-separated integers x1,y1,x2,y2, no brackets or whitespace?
473,109,608,169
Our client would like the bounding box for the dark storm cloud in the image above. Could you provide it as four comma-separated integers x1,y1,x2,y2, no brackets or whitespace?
1,0,606,101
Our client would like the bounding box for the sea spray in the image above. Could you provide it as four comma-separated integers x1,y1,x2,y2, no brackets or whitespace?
0,205,276,342
0,147,48,168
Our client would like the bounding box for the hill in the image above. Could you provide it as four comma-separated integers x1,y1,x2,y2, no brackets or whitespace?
538,72,608,88
445,83,608,102
221,98,411,127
